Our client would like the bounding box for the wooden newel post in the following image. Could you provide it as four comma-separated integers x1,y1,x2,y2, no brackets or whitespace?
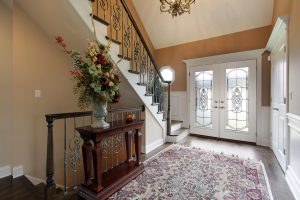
46,116,55,187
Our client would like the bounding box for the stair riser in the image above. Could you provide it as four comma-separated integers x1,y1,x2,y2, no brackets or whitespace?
166,130,189,143
171,123,182,133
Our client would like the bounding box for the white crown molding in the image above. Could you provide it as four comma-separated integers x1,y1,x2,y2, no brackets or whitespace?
183,49,265,67
266,15,289,51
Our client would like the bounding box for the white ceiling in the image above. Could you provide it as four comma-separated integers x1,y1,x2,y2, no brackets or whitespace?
132,0,274,49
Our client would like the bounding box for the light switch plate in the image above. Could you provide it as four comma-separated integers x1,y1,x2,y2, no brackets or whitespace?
35,90,42,98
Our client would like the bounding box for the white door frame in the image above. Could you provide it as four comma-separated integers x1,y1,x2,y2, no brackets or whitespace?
266,16,289,171
184,49,268,146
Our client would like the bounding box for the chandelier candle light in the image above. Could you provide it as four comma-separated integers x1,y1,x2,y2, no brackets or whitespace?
160,0,196,18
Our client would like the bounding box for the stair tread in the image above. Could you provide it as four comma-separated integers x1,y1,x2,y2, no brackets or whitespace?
171,120,183,126
169,128,189,136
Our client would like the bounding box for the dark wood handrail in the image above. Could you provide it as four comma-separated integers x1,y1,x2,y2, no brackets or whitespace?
119,0,165,83
45,105,145,189
89,0,165,82
45,105,145,121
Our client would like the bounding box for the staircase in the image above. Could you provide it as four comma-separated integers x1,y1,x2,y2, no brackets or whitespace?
68,0,167,130
166,120,190,143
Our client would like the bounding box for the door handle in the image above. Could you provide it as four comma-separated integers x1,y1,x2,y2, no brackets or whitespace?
220,100,224,103
219,106,226,109
214,106,218,109
272,108,279,111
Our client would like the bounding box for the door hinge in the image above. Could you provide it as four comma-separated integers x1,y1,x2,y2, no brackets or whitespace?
284,46,287,53
284,149,286,155
284,97,287,104
189,72,190,77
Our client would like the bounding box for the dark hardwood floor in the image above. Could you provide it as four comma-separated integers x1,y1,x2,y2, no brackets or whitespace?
0,135,294,199
144,135,295,200
0,175,37,200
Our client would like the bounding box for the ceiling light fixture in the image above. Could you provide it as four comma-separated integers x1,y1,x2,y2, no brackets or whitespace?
160,0,196,18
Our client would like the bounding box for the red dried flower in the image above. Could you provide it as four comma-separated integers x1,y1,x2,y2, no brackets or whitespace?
70,70,82,78
55,35,71,54
96,54,108,66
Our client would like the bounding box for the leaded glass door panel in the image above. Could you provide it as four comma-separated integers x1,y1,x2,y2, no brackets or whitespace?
190,65,220,138
219,60,257,142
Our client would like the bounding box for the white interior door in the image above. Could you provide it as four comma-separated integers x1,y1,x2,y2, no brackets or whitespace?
190,60,257,143
271,37,288,171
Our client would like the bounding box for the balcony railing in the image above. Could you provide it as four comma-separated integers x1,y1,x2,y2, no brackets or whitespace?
45,106,144,194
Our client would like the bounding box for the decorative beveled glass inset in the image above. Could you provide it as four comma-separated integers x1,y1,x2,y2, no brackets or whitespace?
194,70,213,128
226,67,249,132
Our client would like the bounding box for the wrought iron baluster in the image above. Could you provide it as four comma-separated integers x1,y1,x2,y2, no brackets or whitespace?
99,0,109,21
63,118,67,194
133,39,140,72
121,3,124,57
96,0,99,16
66,118,81,190
122,133,125,162
123,19,131,58
109,0,112,39
147,64,154,96
112,0,121,40
114,134,121,165
73,118,77,190
101,138,110,172
111,135,114,169
140,53,147,84
130,23,133,70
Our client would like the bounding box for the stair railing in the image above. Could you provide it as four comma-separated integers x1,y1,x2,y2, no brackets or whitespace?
91,0,167,117
45,106,145,194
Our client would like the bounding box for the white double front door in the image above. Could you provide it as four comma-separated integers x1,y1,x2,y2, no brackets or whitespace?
189,60,257,142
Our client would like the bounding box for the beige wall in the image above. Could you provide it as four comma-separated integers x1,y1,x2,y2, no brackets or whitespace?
0,2,145,182
272,0,292,26
155,26,272,91
12,4,79,176
0,1,13,167
288,0,300,116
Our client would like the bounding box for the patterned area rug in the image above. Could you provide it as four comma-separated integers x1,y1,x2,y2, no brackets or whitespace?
109,145,273,200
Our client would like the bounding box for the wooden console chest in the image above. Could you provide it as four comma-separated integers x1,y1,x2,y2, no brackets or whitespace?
76,120,144,200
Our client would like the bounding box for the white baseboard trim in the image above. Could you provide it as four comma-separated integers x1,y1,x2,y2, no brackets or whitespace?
286,165,300,200
143,139,164,154
25,175,66,190
257,138,271,147
25,175,44,185
12,165,24,178
0,165,11,179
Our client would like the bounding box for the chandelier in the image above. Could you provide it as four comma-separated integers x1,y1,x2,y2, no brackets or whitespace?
160,0,196,18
